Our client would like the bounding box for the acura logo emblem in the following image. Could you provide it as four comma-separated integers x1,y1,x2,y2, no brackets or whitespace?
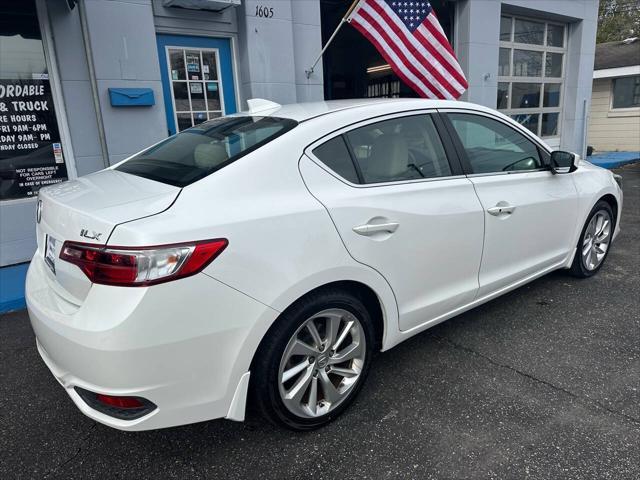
36,199,43,224
317,354,329,368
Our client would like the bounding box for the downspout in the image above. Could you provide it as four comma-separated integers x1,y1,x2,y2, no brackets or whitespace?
581,98,589,159
78,0,110,168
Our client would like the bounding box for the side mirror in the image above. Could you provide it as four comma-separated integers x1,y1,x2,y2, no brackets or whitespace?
549,150,577,174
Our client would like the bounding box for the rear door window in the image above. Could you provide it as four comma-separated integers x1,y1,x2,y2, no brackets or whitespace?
345,115,452,184
116,116,297,187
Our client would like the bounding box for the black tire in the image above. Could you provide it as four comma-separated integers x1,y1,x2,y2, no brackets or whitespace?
249,288,375,430
569,200,615,278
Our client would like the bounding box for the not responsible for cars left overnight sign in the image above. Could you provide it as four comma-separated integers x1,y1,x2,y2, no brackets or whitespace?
0,78,69,200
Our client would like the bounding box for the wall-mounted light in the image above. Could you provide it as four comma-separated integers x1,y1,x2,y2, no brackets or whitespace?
367,64,392,74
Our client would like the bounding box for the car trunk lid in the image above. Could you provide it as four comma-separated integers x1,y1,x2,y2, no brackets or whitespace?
36,169,180,304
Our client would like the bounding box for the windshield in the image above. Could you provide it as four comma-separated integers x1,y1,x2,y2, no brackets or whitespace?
116,116,297,187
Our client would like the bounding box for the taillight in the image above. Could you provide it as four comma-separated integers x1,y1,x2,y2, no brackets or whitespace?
59,238,227,286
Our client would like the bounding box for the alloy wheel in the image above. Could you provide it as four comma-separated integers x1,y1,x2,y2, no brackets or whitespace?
582,210,612,271
278,308,366,418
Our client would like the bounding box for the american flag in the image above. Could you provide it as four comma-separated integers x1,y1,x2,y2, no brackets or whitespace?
348,0,468,99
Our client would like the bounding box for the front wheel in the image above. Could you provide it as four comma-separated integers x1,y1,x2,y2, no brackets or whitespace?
570,201,614,278
250,289,374,430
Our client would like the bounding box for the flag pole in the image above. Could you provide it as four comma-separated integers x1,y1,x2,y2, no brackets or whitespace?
305,0,361,79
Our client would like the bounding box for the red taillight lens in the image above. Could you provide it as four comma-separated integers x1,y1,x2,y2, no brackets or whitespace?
95,394,145,409
59,238,227,286
179,240,229,276
60,244,138,284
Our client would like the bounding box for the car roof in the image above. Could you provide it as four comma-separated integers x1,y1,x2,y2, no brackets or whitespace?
238,98,497,122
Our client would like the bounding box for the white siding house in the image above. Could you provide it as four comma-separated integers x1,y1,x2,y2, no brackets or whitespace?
588,38,640,153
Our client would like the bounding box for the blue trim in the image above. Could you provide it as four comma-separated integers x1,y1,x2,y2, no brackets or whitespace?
156,35,237,136
0,263,29,313
588,151,640,169
0,298,26,313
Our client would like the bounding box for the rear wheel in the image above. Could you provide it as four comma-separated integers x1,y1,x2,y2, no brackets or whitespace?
250,289,374,430
570,201,614,278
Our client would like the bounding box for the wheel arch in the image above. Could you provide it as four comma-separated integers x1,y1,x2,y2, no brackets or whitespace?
235,277,394,421
563,186,621,272
257,280,387,357
598,193,619,223
247,278,392,376
225,266,398,410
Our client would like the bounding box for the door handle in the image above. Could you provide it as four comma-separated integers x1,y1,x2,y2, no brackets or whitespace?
487,204,516,216
353,222,400,236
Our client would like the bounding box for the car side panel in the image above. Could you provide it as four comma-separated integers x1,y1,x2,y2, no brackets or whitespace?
299,155,485,332
469,170,579,298
108,131,398,314
107,131,401,396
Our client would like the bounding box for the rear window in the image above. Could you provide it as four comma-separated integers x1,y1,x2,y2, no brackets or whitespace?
116,116,297,187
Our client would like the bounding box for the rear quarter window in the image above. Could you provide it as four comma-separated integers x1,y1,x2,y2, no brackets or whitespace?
116,116,297,187
312,136,360,184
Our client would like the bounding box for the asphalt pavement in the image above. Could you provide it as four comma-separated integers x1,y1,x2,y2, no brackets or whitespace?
1,164,639,480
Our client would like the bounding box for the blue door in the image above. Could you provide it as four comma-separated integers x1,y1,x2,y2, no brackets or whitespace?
157,35,237,135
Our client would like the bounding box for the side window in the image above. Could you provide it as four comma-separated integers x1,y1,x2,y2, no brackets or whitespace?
345,115,452,184
447,113,544,174
312,136,360,184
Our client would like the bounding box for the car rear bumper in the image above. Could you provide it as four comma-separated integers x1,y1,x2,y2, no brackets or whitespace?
26,253,278,431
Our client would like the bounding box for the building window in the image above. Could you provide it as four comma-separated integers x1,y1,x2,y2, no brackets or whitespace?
166,47,224,132
0,0,69,200
612,76,640,109
366,78,401,98
497,15,567,138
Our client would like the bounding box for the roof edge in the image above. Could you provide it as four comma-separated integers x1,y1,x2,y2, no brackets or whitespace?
594,65,640,79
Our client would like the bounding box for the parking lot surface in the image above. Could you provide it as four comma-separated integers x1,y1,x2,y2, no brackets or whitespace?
1,164,639,480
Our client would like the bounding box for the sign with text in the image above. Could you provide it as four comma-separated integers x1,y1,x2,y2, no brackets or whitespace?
0,79,69,200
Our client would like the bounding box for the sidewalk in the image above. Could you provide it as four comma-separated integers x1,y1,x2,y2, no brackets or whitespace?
588,151,640,169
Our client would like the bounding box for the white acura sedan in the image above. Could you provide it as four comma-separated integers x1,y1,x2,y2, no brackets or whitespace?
27,98,622,431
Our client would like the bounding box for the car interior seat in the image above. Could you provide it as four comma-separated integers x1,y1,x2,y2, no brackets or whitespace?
193,142,230,170
365,134,409,182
